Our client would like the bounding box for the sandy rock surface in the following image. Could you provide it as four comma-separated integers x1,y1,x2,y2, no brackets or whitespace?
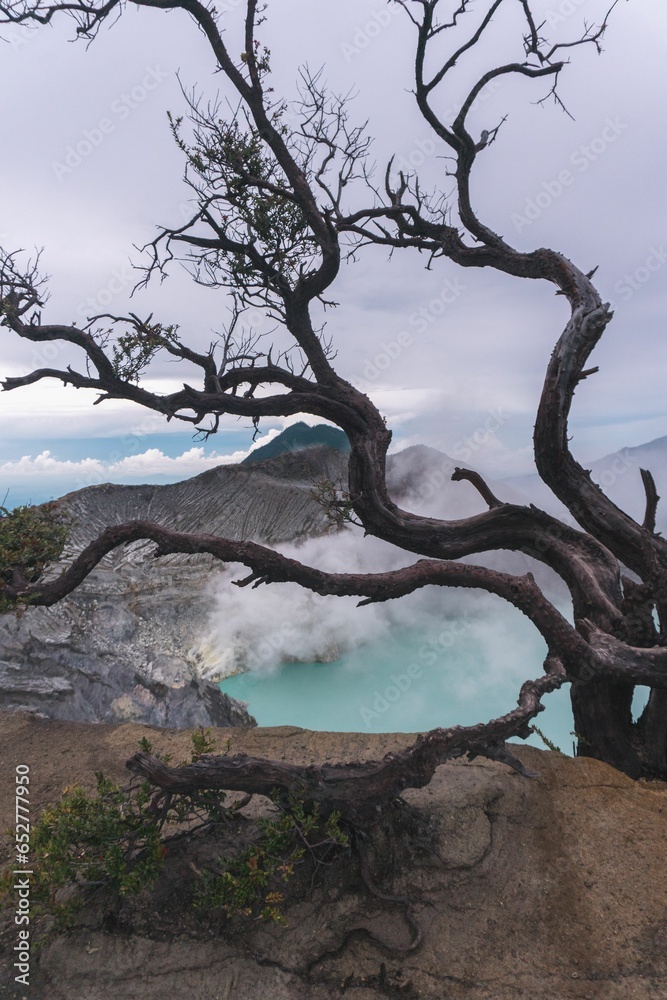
0,712,665,1000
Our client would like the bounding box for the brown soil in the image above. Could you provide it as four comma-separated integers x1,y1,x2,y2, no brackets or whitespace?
0,711,666,1000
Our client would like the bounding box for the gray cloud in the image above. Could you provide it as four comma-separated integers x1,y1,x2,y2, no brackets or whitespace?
1,0,666,469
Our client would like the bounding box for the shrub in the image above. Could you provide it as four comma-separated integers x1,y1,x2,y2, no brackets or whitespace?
1,728,349,931
0,502,69,610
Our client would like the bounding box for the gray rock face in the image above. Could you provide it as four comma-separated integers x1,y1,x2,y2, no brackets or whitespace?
0,446,349,729
0,601,252,729
62,445,349,549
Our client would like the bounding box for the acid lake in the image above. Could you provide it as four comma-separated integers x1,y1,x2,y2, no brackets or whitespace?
221,617,577,753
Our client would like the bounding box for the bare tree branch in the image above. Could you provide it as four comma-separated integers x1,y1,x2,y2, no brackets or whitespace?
126,657,567,823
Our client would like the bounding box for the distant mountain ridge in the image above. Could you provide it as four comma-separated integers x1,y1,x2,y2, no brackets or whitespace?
243,422,350,464
504,434,667,532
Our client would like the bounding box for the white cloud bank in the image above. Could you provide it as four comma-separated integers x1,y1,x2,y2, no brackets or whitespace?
0,436,283,486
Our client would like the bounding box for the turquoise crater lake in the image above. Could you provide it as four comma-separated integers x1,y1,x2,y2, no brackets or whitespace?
221,618,576,754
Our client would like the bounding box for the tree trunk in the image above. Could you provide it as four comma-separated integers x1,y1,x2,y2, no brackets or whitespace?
637,688,667,775
570,677,641,778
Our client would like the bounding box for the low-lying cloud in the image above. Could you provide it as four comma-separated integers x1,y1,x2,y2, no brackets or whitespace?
2,447,234,481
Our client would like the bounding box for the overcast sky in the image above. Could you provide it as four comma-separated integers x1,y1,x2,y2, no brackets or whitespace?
1,0,666,502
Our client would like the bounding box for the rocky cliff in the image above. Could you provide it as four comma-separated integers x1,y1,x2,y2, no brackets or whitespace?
0,446,349,728
0,713,664,1000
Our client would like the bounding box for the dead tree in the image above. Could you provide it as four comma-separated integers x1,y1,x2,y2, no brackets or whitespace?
1,0,665,811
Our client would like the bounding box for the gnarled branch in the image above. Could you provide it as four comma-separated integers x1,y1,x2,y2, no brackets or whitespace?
127,656,567,823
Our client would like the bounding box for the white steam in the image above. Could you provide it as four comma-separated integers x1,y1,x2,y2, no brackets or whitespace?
193,444,573,685
192,529,413,681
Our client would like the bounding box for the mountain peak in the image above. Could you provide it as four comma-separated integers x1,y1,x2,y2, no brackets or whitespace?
242,422,350,464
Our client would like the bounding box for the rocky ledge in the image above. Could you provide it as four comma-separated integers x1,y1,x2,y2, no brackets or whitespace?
0,713,665,1000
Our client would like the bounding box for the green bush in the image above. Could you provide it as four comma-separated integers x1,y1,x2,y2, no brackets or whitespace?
194,797,349,923
30,773,165,925
1,728,349,931
0,502,69,609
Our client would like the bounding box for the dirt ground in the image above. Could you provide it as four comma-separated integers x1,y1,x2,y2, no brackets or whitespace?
0,711,666,1000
